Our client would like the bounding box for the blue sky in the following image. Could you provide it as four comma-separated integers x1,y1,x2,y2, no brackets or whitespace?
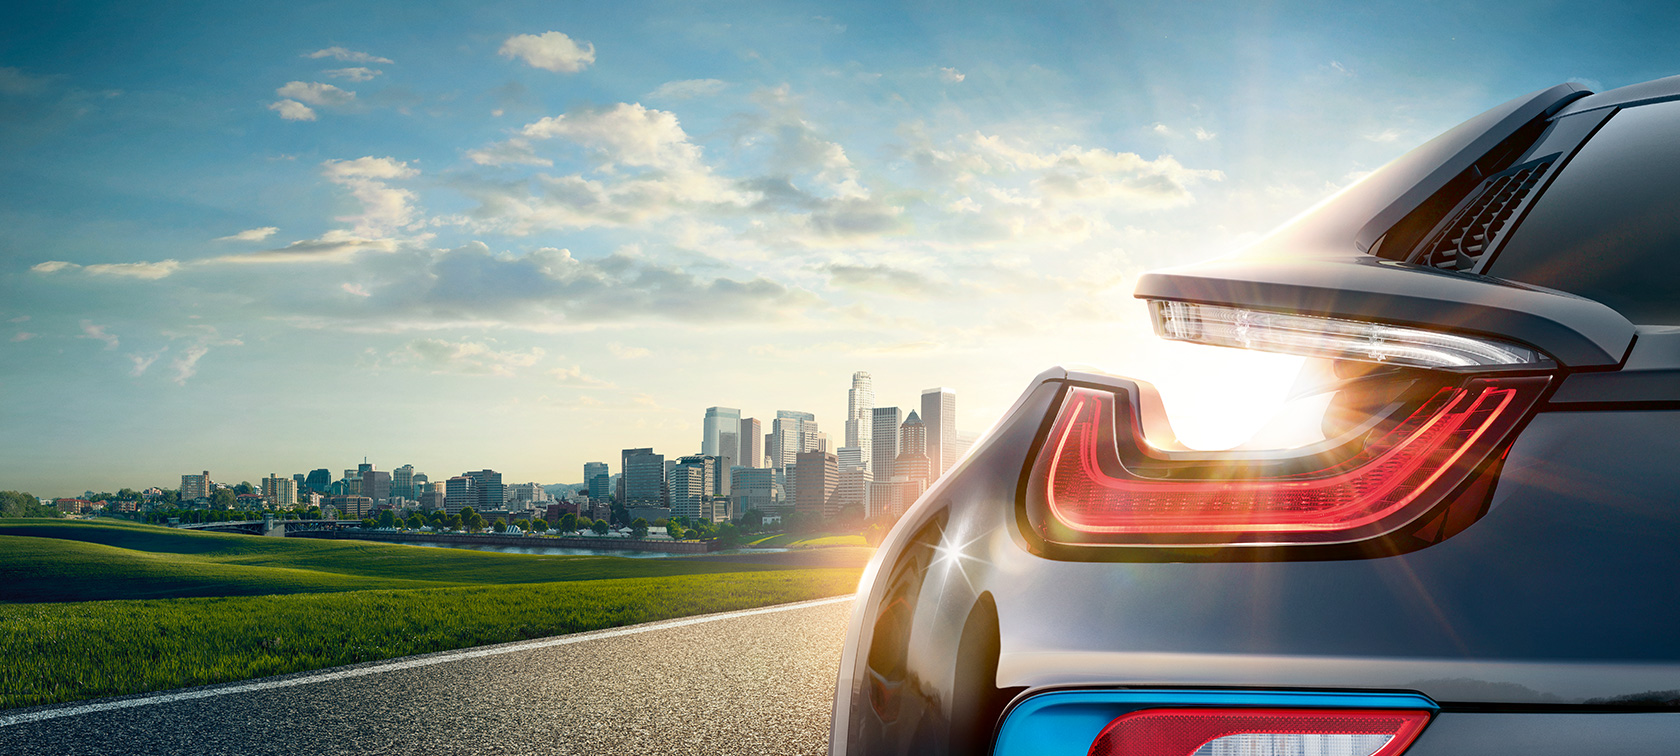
2,0,1674,496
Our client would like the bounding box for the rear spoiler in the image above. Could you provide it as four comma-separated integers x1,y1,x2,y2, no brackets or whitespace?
1134,256,1635,368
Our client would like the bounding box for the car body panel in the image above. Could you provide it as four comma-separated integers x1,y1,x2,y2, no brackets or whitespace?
832,367,1680,754
1405,713,1680,755
830,77,1680,755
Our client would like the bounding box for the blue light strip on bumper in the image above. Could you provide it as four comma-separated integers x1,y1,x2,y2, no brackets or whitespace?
992,689,1438,756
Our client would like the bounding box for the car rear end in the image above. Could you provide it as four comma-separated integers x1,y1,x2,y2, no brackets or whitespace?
831,77,1680,755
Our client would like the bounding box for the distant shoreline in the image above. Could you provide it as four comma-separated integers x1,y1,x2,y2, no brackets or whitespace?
289,529,719,554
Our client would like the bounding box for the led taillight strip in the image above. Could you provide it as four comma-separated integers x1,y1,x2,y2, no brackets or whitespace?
1036,377,1547,545
1088,708,1431,756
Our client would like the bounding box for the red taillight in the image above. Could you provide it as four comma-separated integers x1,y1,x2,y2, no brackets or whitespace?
1087,708,1430,756
1026,375,1548,547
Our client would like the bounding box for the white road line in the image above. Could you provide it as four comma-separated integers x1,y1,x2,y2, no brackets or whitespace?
1,594,855,728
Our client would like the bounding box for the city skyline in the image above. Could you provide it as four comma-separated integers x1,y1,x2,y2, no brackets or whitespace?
5,1,1663,496
29,367,965,502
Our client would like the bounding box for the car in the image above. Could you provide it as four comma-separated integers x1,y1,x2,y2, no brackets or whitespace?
830,75,1680,756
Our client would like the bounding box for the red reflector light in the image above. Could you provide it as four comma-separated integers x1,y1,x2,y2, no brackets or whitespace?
1026,376,1547,546
1088,708,1431,756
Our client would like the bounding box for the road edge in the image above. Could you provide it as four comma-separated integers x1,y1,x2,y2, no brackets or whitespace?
0,593,856,728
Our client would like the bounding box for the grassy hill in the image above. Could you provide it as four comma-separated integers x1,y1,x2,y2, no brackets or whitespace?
0,519,786,602
747,531,869,548
0,519,865,709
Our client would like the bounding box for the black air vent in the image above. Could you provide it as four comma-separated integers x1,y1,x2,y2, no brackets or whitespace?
1415,156,1555,271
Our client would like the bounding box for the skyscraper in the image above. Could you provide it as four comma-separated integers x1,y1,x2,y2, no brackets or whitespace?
731,467,779,513
702,407,740,489
444,476,473,514
921,387,957,476
584,461,610,501
261,474,296,507
420,481,445,512
770,410,816,469
180,471,210,501
845,371,874,475
871,406,902,482
305,468,332,494
670,455,717,521
739,417,763,468
900,410,927,456
794,450,839,519
464,469,504,511
362,467,391,503
621,448,666,507
393,465,415,500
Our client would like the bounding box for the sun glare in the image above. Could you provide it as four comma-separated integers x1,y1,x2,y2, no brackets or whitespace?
1117,340,1308,451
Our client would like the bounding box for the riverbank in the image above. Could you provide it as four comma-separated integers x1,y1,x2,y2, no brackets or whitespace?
289,528,720,553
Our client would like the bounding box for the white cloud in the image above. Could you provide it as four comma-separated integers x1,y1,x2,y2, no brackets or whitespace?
464,138,552,167
162,326,242,385
648,79,726,99
8,316,29,323
306,47,392,65
520,103,701,170
549,365,611,386
276,81,355,107
324,67,381,82
825,263,945,297
498,31,596,73
460,104,753,233
83,260,181,279
1363,129,1403,143
322,155,417,181
341,282,371,297
215,227,279,242
404,338,545,376
128,349,164,376
0,67,51,95
1152,123,1173,136
79,321,118,350
269,100,316,121
320,157,420,237
1193,127,1217,142
207,230,402,265
608,343,650,359
964,132,1224,205
939,67,966,83
32,259,178,279
279,242,819,331
11,332,35,342
171,345,210,384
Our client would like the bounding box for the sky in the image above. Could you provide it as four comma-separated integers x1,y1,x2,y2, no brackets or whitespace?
2,0,1676,496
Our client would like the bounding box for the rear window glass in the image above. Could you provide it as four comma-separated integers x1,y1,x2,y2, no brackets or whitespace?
1492,102,1680,324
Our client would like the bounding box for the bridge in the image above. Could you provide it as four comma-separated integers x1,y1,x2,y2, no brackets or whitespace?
174,518,357,537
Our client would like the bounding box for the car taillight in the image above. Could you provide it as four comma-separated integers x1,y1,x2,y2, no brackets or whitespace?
1087,708,1431,756
1022,298,1558,550
1149,300,1551,370
1025,371,1547,548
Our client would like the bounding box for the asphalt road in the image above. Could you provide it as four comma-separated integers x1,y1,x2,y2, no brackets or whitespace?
0,596,854,756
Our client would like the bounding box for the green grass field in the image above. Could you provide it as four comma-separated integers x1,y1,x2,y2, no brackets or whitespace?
0,519,864,710
747,531,868,548
0,519,793,602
